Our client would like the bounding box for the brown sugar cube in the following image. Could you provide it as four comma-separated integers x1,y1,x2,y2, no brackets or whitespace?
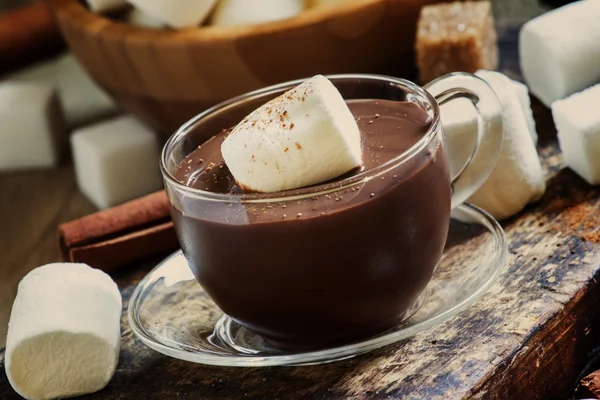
415,1,498,84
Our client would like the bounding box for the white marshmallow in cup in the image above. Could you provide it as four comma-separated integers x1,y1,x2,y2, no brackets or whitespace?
552,84,600,185
221,75,362,193
5,263,122,400
520,0,600,107
211,0,305,27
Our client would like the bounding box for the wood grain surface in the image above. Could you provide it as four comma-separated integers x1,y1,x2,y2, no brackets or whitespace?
7,1,595,399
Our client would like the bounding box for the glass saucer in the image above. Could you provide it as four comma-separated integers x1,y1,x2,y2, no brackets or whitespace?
128,203,507,367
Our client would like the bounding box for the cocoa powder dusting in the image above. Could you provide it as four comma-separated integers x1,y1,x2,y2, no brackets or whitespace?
547,196,600,243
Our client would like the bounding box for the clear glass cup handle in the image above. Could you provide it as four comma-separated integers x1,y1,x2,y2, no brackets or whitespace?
424,72,503,209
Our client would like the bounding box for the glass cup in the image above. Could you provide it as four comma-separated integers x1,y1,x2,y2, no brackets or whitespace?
160,73,503,349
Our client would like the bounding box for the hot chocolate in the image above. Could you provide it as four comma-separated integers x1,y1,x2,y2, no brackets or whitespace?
171,99,451,347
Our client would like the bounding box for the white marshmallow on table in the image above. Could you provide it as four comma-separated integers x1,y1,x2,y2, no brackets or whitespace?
85,0,127,13
552,84,600,185
5,263,122,400
71,116,163,209
55,55,120,128
126,0,217,29
441,79,538,178
222,75,362,193
211,0,304,27
512,80,538,144
440,98,479,179
520,0,600,107
127,7,164,28
0,82,66,171
8,54,120,129
450,70,545,221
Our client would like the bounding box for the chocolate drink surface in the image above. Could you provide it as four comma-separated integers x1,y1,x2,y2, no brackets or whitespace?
172,100,451,347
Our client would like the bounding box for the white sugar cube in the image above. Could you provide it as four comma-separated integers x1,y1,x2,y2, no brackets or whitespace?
552,84,600,185
0,82,66,171
71,116,163,209
211,0,304,27
85,0,127,13
8,54,120,129
520,0,600,107
126,0,217,29
440,98,478,179
461,70,545,220
5,263,121,400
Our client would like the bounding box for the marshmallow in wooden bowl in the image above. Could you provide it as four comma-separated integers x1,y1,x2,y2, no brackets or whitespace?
520,0,600,107
211,0,305,27
5,263,122,400
85,0,127,13
306,0,348,7
125,0,217,29
126,7,164,28
221,75,362,193
306,0,350,8
552,84,600,185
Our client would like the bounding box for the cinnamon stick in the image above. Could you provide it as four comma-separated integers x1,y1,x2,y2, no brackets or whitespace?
0,1,65,75
58,190,179,272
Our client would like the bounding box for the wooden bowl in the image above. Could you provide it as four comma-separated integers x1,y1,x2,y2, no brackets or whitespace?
46,0,442,135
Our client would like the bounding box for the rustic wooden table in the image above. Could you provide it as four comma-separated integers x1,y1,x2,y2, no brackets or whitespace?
6,1,600,399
